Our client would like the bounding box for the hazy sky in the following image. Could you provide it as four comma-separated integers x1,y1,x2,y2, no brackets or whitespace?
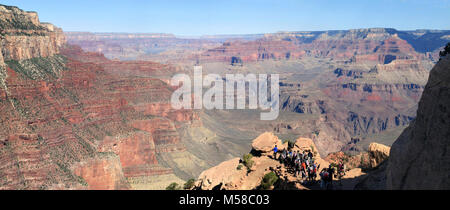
2,0,450,36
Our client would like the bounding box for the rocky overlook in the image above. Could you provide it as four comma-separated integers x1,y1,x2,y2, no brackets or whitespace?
193,132,391,190
194,132,329,190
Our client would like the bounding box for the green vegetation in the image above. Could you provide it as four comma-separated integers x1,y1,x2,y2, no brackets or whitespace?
74,175,88,187
5,55,66,81
242,153,254,169
166,182,182,190
0,6,47,33
9,97,34,118
260,172,278,190
73,133,96,157
236,164,243,170
183,179,196,190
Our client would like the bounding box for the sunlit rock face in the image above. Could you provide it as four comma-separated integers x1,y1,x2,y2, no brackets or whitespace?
0,5,65,62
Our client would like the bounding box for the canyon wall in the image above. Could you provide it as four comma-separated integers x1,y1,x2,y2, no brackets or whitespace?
386,55,450,190
199,28,449,64
0,44,200,189
0,4,65,61
0,5,201,189
65,32,222,63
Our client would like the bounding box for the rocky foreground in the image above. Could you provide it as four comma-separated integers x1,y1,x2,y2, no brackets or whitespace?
193,132,390,190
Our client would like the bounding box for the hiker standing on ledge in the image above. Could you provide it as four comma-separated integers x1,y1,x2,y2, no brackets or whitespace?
273,145,278,159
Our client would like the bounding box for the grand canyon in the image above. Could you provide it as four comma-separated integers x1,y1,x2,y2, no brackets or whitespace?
0,3,449,190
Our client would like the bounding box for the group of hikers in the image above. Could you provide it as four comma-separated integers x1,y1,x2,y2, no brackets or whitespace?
272,144,346,190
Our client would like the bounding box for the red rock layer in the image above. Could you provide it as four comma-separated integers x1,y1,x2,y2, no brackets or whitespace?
200,30,423,65
0,45,198,189
201,40,305,63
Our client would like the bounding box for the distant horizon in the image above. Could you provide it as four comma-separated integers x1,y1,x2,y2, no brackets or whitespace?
2,0,450,36
63,28,450,38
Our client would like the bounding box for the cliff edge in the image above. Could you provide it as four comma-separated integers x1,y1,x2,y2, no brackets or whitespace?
386,55,450,189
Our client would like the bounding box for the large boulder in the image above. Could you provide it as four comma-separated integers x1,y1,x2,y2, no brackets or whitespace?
386,56,450,190
194,156,281,190
294,137,321,158
293,137,329,169
194,157,245,190
368,142,390,168
251,132,283,155
325,151,370,170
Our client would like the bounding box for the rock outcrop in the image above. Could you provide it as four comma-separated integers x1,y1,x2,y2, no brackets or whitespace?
195,157,246,190
325,151,370,170
368,142,390,168
386,55,450,190
72,155,131,190
251,132,284,155
0,4,65,62
194,133,329,190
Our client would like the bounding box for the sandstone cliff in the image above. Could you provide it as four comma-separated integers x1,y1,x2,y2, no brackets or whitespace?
0,4,65,62
0,4,65,91
386,55,450,190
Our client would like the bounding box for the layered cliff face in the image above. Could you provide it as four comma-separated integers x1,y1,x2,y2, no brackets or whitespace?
65,32,222,64
0,5,204,189
190,28,439,157
0,5,65,61
64,27,447,158
0,4,65,93
201,40,304,63
0,44,203,189
200,28,448,65
386,55,450,190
